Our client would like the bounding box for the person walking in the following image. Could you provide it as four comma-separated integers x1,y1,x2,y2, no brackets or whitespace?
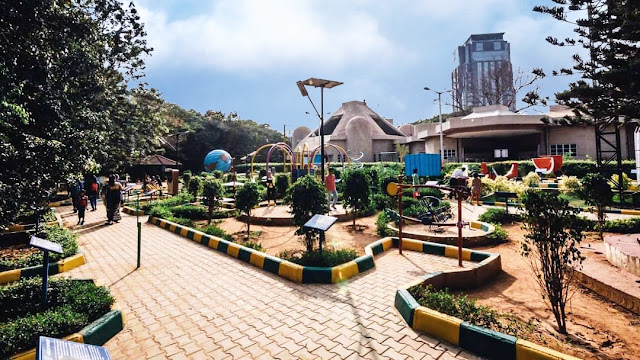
69,178,82,213
85,174,99,211
471,173,483,206
76,190,88,225
266,168,276,206
104,174,123,225
325,168,338,210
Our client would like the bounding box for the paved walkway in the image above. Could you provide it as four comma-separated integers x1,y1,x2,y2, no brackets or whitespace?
61,206,481,359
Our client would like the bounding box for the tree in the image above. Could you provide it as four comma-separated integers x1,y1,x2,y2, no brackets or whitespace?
577,173,612,240
236,182,260,235
188,176,202,199
534,1,640,194
394,143,409,163
520,190,585,334
275,174,289,199
202,178,224,224
286,175,329,252
342,168,372,229
0,0,152,226
473,66,549,113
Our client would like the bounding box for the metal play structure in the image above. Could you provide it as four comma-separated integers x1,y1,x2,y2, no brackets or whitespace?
386,175,471,267
249,142,295,180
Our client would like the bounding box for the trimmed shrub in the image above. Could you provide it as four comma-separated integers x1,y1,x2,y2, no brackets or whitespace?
277,248,358,267
0,226,78,272
478,208,520,225
486,224,509,243
240,241,264,252
522,172,541,187
376,211,395,237
275,174,289,199
202,225,234,242
169,205,208,219
0,278,114,358
559,175,581,193
147,205,173,220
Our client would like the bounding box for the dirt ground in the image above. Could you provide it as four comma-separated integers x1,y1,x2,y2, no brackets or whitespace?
467,224,640,360
218,216,640,359
0,244,37,263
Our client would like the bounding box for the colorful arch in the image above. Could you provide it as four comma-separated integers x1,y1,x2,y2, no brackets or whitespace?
307,144,351,171
250,143,296,181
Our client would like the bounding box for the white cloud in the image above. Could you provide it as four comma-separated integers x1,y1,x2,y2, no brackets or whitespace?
138,0,404,73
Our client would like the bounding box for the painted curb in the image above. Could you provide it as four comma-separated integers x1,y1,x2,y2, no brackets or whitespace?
393,245,581,360
480,199,640,216
0,253,86,285
9,286,125,360
122,206,146,216
149,216,376,284
386,220,496,247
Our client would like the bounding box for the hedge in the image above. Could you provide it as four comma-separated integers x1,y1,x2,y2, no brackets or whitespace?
0,278,114,358
0,226,78,272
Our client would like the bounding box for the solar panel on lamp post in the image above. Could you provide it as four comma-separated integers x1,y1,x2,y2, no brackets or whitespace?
296,78,343,184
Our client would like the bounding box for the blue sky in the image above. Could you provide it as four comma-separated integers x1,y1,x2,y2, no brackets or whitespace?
135,0,579,133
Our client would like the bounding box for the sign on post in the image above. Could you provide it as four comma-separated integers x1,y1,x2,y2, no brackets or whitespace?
37,336,112,360
30,236,63,309
303,214,338,253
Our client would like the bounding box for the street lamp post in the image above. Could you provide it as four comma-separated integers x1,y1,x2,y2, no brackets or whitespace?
297,78,343,184
424,87,451,169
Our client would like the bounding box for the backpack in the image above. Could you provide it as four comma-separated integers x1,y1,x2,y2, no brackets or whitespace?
79,196,88,208
91,182,98,192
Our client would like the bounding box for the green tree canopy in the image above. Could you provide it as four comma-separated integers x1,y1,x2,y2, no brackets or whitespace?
342,168,372,229
235,182,260,234
0,0,155,226
286,175,328,252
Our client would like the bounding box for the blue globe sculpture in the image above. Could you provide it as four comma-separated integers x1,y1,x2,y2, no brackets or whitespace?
203,149,232,173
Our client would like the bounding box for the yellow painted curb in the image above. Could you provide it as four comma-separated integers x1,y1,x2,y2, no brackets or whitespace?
227,243,240,258
413,307,462,346
382,238,393,251
58,254,86,273
332,261,359,283
403,239,423,252
516,339,581,360
0,269,21,285
278,261,303,283
249,252,266,268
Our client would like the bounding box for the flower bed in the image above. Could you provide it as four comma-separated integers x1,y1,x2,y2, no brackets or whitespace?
1,278,122,359
0,226,78,272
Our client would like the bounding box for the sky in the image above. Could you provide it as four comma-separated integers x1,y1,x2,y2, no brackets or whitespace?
134,0,580,133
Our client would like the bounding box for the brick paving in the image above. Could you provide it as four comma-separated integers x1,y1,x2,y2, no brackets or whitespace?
61,206,482,359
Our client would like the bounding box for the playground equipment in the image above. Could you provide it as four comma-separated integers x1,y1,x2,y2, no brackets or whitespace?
203,149,233,173
249,142,295,180
386,176,471,267
306,144,351,171
481,162,518,179
349,151,364,169
532,155,563,175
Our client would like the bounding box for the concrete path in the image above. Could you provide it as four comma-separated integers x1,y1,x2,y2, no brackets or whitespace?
60,206,481,359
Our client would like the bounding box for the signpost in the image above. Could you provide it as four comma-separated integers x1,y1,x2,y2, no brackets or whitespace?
136,193,141,269
37,336,112,360
29,236,63,309
303,214,338,253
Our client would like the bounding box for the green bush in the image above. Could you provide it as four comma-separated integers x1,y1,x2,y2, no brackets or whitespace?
408,285,537,339
478,208,520,225
277,248,358,267
147,205,173,220
522,172,541,187
0,226,78,272
150,192,193,208
604,217,640,233
376,212,395,236
202,225,234,242
169,205,208,219
486,224,509,243
169,217,194,227
188,176,202,198
0,278,114,358
275,174,289,199
240,241,264,252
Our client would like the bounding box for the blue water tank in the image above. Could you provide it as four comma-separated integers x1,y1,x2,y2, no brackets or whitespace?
404,153,441,176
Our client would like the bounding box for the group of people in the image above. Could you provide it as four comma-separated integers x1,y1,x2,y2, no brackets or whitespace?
68,174,124,226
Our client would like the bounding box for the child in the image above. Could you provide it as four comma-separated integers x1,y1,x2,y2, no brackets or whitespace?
77,190,88,225
412,168,420,198
471,173,482,206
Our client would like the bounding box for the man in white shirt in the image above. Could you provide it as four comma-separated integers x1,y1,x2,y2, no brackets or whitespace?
452,166,467,178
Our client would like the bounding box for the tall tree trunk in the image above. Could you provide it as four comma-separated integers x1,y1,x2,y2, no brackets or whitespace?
352,206,357,229
246,209,251,235
208,201,213,225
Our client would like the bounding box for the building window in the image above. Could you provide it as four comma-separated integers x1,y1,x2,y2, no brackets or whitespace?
550,144,577,157
494,149,508,158
493,41,501,50
475,42,483,51
443,149,456,161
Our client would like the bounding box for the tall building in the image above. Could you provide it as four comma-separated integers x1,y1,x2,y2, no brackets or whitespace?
451,33,515,112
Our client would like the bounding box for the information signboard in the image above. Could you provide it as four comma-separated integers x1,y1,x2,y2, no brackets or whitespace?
303,214,338,232
37,336,112,360
30,236,63,254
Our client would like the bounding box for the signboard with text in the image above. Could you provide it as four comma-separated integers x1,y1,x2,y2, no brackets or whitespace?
37,336,112,360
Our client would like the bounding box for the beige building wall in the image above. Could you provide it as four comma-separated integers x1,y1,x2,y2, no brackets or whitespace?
546,125,632,159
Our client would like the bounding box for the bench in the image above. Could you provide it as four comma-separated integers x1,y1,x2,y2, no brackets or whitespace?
494,191,518,214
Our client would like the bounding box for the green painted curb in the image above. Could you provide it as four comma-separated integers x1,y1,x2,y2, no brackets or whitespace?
470,251,491,262
423,242,446,256
80,310,124,345
459,322,517,359
395,289,419,327
355,255,374,273
263,256,281,275
302,267,332,284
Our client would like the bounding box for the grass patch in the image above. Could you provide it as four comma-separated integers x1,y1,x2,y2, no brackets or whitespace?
0,278,114,358
277,248,358,267
408,285,539,341
0,226,78,272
